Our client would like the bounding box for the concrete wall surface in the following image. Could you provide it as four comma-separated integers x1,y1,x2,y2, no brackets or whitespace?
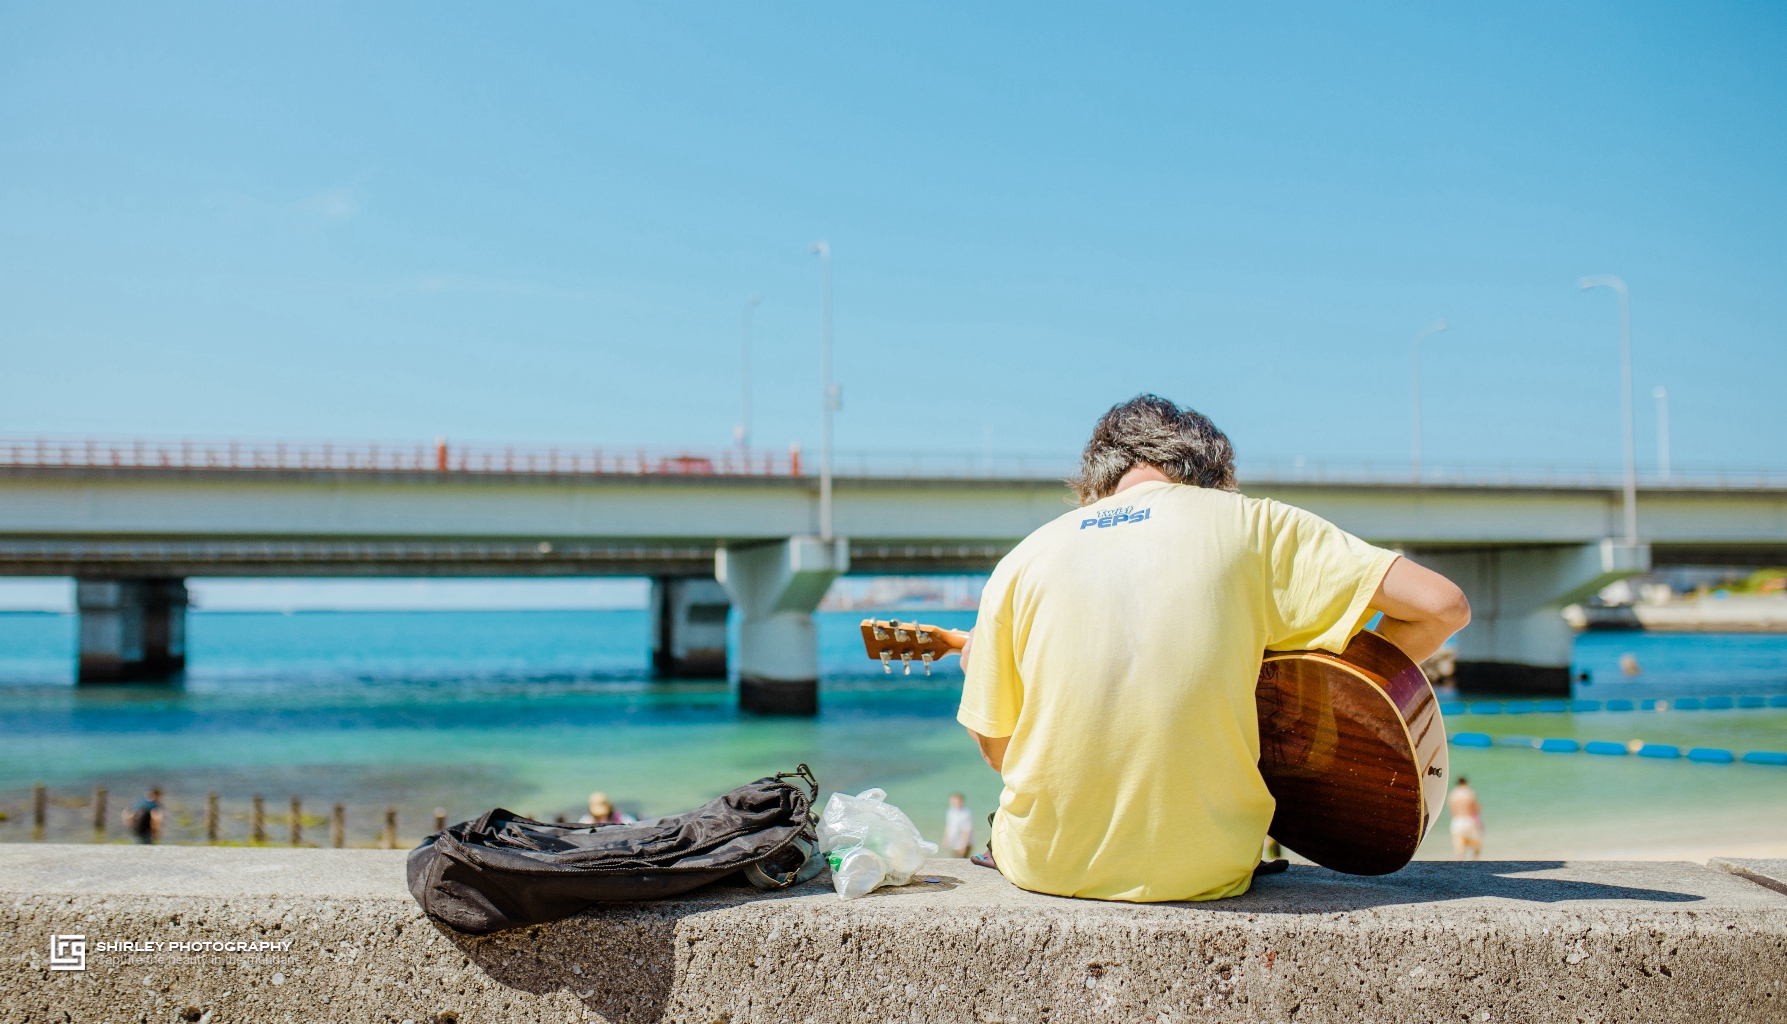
3,845,1785,1024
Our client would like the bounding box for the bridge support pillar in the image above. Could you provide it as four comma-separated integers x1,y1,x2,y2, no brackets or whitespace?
716,536,848,715
1415,540,1648,696
77,579,188,683
650,577,731,678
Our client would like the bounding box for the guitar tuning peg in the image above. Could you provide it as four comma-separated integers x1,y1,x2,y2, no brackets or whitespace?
900,651,912,676
895,627,910,642
916,630,931,643
872,626,888,641
922,651,933,676
879,650,892,674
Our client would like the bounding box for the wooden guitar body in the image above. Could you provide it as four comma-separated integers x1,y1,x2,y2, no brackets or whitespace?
858,619,1449,876
1257,629,1448,874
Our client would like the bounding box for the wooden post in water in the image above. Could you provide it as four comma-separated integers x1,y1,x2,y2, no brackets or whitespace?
381,807,397,850
331,803,344,848
251,795,266,845
433,808,446,833
289,797,302,847
32,783,45,833
92,785,106,835
205,792,219,843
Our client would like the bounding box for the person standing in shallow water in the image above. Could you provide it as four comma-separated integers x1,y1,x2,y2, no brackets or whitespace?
579,791,636,825
1448,776,1485,860
955,394,1471,902
126,787,163,844
943,793,974,858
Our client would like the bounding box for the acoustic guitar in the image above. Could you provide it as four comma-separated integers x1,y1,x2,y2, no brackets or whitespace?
857,618,1448,876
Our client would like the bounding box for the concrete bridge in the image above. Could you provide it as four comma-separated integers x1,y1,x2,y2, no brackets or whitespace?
2,436,1783,709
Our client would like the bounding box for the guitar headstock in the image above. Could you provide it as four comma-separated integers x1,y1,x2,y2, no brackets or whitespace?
859,618,969,676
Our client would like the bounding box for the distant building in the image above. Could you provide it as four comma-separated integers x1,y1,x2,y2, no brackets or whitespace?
820,575,987,611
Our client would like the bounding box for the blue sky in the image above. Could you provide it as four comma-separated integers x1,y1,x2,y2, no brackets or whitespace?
1,2,1783,476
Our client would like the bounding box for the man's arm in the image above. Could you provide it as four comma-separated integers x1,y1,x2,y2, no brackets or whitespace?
966,727,1009,772
1369,556,1471,663
956,631,1011,771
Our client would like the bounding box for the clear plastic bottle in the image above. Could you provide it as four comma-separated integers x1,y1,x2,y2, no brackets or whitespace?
826,845,887,899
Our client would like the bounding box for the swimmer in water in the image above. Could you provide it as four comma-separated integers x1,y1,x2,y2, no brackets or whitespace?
1448,776,1484,860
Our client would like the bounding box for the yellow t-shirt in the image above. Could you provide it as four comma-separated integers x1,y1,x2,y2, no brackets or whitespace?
957,480,1398,902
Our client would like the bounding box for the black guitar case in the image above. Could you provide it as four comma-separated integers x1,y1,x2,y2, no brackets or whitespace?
407,766,821,933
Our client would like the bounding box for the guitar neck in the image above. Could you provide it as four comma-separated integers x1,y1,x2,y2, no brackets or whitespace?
927,627,971,650
857,618,969,675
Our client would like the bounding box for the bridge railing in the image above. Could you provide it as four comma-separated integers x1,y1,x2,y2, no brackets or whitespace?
0,436,1782,490
829,451,1787,489
1235,459,1787,490
0,437,800,477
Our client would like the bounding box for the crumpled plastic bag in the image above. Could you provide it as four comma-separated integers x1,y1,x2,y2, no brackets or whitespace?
815,788,939,900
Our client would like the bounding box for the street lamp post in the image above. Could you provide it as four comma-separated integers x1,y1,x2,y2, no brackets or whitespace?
736,294,760,458
1578,275,1639,545
1652,385,1670,483
1410,319,1448,482
810,241,835,540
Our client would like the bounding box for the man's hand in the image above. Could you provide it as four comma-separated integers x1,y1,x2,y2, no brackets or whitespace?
1369,556,1471,664
966,727,1009,772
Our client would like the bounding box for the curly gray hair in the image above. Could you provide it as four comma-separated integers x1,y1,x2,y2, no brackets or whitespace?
1069,394,1238,505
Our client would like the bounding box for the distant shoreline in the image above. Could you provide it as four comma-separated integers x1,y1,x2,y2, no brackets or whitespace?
1570,597,1787,633
0,607,979,616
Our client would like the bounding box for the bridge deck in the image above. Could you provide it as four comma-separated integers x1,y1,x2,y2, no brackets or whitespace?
0,452,1779,577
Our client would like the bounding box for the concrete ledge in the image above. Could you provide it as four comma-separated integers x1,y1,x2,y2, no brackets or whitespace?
1711,858,1787,897
4,846,1785,1023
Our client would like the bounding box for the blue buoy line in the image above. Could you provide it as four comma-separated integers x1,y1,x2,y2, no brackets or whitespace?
1438,694,1787,717
1449,731,1786,766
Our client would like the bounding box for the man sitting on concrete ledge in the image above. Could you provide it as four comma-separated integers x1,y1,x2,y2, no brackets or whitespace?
957,394,1471,902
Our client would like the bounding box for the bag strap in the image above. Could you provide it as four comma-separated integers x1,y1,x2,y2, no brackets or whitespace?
773,763,819,807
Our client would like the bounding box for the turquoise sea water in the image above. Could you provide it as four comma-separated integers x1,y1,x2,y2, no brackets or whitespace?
0,611,1783,860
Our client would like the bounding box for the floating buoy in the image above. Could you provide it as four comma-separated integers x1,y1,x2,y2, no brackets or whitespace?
1445,733,1783,767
